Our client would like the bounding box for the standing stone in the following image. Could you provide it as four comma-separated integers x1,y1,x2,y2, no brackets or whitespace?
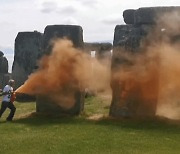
111,7,180,118
134,7,180,25
112,24,153,53
12,31,42,89
110,8,161,118
0,55,8,73
0,51,10,89
113,25,142,52
123,9,135,24
0,51,4,57
0,73,11,89
36,25,84,115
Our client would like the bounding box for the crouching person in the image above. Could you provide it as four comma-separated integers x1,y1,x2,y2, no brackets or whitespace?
0,79,16,121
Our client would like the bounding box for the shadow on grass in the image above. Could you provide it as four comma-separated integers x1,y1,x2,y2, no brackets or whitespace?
96,116,180,132
13,112,180,132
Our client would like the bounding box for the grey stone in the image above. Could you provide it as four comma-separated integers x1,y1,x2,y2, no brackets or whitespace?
0,73,11,89
134,7,180,25
36,25,84,116
42,25,83,55
36,90,84,115
12,31,43,89
0,51,4,57
0,56,8,73
0,50,10,89
123,9,135,24
110,9,163,118
113,24,151,53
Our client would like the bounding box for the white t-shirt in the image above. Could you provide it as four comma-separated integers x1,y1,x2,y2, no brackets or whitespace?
2,85,13,102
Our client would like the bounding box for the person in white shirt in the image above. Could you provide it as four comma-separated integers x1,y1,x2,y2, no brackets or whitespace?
0,79,16,121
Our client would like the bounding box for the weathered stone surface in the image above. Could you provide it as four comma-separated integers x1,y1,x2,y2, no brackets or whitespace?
0,51,10,89
0,73,11,89
110,8,162,118
12,31,42,89
36,25,84,115
134,7,180,25
0,51,4,57
0,56,8,73
123,7,180,25
113,24,153,53
42,25,83,55
110,76,159,118
123,9,135,24
36,90,84,115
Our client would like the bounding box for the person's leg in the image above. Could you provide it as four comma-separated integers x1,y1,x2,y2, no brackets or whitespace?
0,102,8,118
6,102,16,121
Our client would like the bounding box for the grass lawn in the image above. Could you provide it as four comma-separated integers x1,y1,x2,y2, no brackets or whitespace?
0,96,179,154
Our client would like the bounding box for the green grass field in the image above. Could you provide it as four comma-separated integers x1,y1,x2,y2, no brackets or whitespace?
0,96,179,154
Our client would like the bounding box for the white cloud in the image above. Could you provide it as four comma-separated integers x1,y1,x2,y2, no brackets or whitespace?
56,5,77,15
40,1,58,13
80,0,99,8
61,17,79,25
40,1,78,15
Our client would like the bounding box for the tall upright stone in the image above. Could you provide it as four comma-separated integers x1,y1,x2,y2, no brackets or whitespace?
0,73,11,89
109,7,174,118
36,25,84,115
0,50,10,89
12,31,42,89
0,51,8,73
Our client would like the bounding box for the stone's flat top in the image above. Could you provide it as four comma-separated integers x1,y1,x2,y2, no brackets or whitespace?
135,6,180,15
123,6,180,24
138,6,180,10
124,6,180,13
42,24,84,49
44,25,83,33
16,31,42,39
45,24,82,29
115,24,133,29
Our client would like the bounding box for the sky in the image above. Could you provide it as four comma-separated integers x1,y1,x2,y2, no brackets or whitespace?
0,0,180,72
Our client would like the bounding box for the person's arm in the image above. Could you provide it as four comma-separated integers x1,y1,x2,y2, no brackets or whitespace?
2,91,11,95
